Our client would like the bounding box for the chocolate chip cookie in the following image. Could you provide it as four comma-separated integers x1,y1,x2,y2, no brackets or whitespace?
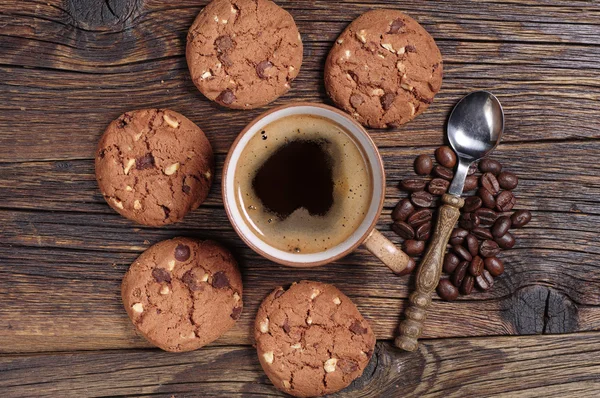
95,109,214,226
186,0,303,109
325,9,443,128
122,238,243,352
255,281,375,397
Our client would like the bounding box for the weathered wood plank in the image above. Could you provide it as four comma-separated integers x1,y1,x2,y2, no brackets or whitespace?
2,333,600,397
1,137,599,351
1,50,599,161
1,141,599,212
1,0,600,161
1,207,598,352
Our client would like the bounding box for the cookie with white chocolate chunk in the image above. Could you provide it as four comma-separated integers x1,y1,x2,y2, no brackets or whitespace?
255,281,375,397
186,0,303,109
95,109,213,226
121,238,243,352
325,9,443,128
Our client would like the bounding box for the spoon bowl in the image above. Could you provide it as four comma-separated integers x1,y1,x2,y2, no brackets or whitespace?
448,91,504,160
447,91,505,196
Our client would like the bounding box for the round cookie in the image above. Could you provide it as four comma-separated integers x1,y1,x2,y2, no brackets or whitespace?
255,281,375,397
325,9,443,129
95,109,214,226
122,238,243,352
186,0,303,109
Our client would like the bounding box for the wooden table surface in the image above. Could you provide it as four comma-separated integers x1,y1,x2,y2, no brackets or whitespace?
1,0,600,396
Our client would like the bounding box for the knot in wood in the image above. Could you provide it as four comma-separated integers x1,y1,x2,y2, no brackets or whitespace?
503,285,578,334
66,0,142,30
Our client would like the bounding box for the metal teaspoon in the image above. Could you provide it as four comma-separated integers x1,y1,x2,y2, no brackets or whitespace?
396,91,505,352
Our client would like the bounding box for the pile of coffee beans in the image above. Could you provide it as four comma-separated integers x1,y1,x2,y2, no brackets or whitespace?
391,147,532,301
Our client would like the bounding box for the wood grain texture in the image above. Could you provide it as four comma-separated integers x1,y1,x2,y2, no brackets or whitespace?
1,0,600,396
2,332,600,397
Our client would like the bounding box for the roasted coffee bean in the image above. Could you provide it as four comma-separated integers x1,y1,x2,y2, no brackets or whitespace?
480,240,501,258
428,178,449,195
478,187,496,209
498,171,518,190
463,196,483,213
404,240,425,255
492,216,512,238
392,221,415,239
460,275,475,295
468,163,478,175
414,154,433,175
479,158,502,175
453,244,473,262
437,278,459,301
472,227,493,240
475,208,498,226
476,269,494,291
465,234,479,257
449,228,469,245
435,146,457,168
400,178,427,192
451,261,469,287
481,173,500,195
411,191,434,207
443,253,461,273
496,232,516,249
469,256,484,277
392,199,415,222
415,222,432,241
464,175,479,192
484,257,504,277
408,209,433,227
433,165,454,180
396,257,416,276
511,210,532,228
496,191,516,212
459,213,480,230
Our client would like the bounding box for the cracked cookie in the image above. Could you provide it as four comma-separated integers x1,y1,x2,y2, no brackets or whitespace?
95,109,214,226
186,0,303,109
121,238,243,352
255,281,375,397
324,9,443,129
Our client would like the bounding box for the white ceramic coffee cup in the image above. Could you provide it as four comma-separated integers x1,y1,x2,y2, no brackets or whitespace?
222,103,409,273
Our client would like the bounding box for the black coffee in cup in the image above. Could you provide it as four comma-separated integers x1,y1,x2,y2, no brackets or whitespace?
234,114,372,254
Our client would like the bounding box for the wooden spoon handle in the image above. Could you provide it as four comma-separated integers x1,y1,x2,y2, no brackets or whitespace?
395,194,464,352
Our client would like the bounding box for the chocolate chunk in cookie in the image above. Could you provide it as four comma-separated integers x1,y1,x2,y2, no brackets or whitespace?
95,109,214,226
325,9,443,128
121,238,243,352
186,0,303,109
255,281,375,397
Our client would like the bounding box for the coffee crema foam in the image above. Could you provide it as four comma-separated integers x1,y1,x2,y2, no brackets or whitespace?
234,114,372,254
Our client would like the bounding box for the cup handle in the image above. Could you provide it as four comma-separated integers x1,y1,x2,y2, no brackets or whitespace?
363,229,411,274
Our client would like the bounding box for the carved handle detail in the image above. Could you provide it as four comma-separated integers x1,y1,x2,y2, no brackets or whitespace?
364,229,411,275
395,194,464,352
